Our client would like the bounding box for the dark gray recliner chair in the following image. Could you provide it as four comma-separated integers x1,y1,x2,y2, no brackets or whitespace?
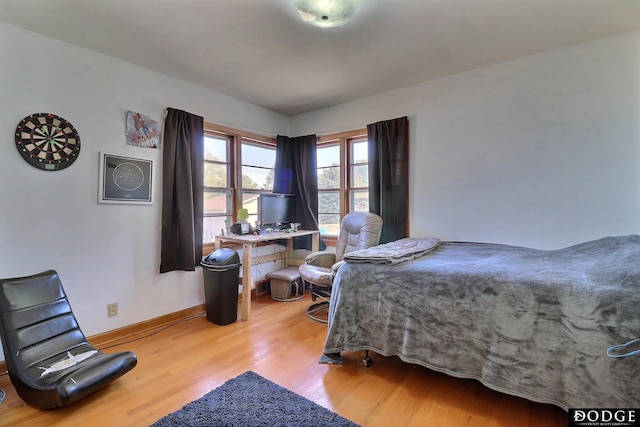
0,270,137,409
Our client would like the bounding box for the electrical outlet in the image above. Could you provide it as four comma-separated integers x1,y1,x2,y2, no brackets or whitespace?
107,302,118,317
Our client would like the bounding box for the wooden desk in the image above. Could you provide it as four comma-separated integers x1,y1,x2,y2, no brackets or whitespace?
214,229,319,321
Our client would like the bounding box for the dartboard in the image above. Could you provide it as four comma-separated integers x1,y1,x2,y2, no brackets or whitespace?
15,113,81,171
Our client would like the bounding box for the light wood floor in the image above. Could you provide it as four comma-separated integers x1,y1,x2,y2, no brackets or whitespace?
0,293,566,426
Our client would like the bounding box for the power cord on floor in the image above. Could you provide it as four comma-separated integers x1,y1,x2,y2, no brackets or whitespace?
97,311,206,351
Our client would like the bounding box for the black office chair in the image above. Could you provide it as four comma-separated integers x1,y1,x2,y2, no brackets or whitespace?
0,270,137,409
299,212,383,322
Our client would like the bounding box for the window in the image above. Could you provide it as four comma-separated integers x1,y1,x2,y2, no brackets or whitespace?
349,138,369,212
203,124,367,247
317,144,341,235
241,141,276,226
317,129,368,239
203,134,231,243
203,123,275,248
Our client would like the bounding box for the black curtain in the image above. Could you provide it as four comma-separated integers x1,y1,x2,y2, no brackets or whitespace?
160,108,204,273
273,134,322,249
368,116,409,243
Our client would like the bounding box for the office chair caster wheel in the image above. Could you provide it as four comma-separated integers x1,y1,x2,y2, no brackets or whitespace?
362,350,373,367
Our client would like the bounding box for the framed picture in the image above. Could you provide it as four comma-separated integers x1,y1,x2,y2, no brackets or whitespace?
98,152,153,204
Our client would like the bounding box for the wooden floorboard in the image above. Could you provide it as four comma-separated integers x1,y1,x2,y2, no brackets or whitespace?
0,293,567,426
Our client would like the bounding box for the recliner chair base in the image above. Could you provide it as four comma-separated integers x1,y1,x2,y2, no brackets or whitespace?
307,300,330,323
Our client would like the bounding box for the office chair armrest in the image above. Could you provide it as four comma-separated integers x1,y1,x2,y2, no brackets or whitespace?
332,260,345,272
305,251,336,268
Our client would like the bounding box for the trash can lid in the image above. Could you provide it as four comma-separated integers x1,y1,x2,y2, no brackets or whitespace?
200,248,241,268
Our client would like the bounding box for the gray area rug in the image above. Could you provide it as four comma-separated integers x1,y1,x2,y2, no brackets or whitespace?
150,371,360,427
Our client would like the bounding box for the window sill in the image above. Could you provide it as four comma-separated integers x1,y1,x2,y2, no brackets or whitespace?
322,235,337,248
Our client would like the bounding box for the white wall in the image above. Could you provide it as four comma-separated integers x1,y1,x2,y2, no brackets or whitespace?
292,30,640,249
0,22,290,361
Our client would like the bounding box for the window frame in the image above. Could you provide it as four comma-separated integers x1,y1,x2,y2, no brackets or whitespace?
316,141,342,239
240,138,277,225
203,132,233,245
203,123,276,255
317,128,368,246
202,124,368,251
347,136,370,213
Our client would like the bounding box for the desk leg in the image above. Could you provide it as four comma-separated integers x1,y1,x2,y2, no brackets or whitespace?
241,242,252,321
286,239,293,266
312,233,319,251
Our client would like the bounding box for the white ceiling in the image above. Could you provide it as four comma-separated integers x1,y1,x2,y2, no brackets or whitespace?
1,0,639,115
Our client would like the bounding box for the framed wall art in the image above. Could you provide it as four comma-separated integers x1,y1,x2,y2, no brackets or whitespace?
98,152,153,204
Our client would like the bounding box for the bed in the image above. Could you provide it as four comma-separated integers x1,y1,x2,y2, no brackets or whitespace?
322,234,640,410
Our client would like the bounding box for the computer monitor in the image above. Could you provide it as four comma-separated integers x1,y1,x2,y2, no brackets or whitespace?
258,194,295,230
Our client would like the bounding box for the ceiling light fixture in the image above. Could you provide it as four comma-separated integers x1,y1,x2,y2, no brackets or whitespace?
292,0,364,28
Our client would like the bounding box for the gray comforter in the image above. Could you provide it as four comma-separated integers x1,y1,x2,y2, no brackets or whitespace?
323,235,640,410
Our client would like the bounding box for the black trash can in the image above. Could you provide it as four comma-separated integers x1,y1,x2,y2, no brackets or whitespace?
200,248,241,326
